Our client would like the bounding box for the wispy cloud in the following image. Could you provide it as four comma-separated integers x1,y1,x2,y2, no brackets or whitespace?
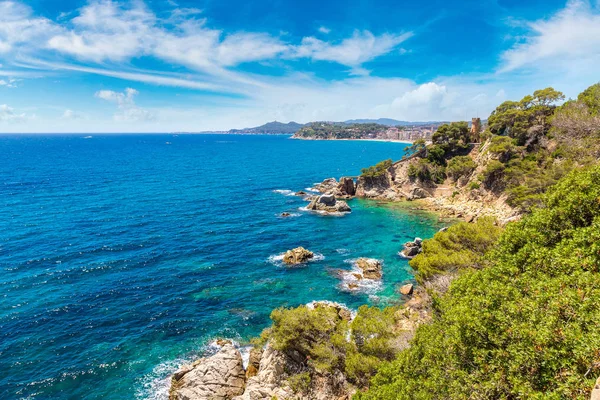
293,30,413,67
318,26,331,34
500,0,600,72
95,87,155,122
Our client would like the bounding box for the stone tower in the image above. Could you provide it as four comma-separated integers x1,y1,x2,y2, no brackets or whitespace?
470,117,481,142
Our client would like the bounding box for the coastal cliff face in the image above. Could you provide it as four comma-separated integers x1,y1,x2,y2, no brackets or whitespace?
349,141,518,223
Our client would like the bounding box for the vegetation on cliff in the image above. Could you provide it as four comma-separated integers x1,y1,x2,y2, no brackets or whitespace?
359,165,600,399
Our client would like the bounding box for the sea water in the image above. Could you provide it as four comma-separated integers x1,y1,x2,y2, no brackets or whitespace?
0,134,446,399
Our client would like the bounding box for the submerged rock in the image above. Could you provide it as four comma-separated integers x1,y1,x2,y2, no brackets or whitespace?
282,247,314,264
356,258,383,280
170,343,246,400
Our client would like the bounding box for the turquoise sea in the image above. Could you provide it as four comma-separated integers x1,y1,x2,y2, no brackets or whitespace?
0,134,446,399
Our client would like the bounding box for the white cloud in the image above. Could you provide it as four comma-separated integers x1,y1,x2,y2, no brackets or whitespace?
294,30,413,67
0,1,60,54
48,0,155,62
0,104,26,122
95,87,155,122
61,109,84,120
500,0,600,72
318,26,331,34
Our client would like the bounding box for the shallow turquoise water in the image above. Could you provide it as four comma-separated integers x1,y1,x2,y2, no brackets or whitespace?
0,134,445,399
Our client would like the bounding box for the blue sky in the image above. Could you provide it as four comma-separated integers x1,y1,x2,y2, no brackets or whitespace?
0,0,599,132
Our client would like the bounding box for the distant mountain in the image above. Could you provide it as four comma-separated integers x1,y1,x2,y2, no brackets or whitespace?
344,118,447,126
228,121,304,134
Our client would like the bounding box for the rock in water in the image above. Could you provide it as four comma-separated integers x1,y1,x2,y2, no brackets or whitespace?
314,178,338,193
282,247,314,264
306,195,352,214
355,258,383,279
170,343,246,400
399,283,414,295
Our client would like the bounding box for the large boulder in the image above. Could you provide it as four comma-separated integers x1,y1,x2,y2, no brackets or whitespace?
591,377,600,400
170,344,246,400
355,258,383,280
282,247,314,264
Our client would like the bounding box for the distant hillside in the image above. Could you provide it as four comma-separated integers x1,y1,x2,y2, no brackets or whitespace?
293,121,438,141
344,118,447,126
293,122,389,140
228,121,304,134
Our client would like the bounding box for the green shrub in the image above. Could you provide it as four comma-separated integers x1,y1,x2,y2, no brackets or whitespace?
345,306,399,386
287,372,311,393
481,160,505,189
468,181,480,190
357,166,600,400
446,155,476,181
409,217,502,282
361,159,393,178
408,159,446,184
488,135,519,162
268,305,349,372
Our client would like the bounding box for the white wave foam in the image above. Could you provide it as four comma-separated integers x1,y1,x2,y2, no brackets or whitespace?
336,259,384,294
277,212,301,218
273,189,296,196
335,248,351,255
298,206,347,217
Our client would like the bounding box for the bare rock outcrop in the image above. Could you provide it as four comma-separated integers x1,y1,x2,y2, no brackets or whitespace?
170,344,246,400
306,194,351,214
355,258,383,280
233,344,298,400
282,247,314,265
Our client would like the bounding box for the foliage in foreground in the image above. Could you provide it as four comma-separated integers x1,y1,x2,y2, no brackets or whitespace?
264,304,399,389
357,166,600,399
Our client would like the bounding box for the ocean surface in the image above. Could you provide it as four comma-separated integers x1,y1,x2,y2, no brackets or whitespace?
0,134,446,399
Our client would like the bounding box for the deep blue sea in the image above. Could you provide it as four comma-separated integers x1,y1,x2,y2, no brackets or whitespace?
0,134,446,399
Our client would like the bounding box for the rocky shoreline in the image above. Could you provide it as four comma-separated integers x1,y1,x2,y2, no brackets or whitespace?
166,142,524,399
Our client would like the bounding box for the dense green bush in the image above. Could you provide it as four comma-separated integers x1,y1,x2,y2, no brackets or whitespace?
345,306,399,386
409,217,502,282
487,135,519,163
407,159,446,184
357,166,600,400
361,159,393,178
446,155,476,181
481,160,505,189
487,87,564,147
269,305,349,372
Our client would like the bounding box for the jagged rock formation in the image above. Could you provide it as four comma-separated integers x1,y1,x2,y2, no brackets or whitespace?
170,343,246,400
282,247,314,264
312,177,356,198
399,283,414,295
306,194,351,213
399,238,422,259
355,258,383,280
